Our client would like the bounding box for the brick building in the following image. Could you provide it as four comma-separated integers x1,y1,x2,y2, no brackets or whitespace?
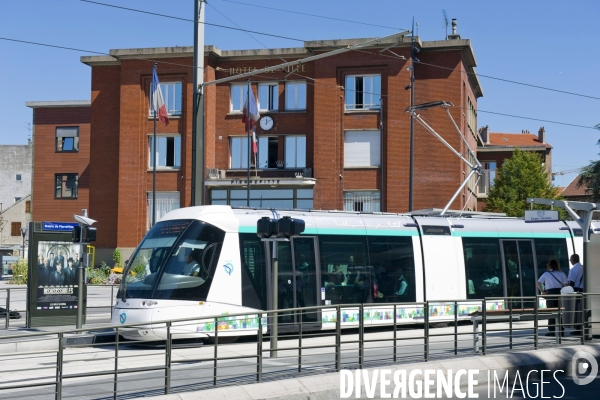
25,101,91,222
31,35,483,262
476,126,552,210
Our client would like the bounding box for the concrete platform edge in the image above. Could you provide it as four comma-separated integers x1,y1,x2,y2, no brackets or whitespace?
145,344,600,400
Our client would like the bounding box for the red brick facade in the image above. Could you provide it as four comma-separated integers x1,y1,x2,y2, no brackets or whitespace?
31,37,484,261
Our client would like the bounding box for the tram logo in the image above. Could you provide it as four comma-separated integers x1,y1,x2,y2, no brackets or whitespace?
119,313,126,324
223,263,234,275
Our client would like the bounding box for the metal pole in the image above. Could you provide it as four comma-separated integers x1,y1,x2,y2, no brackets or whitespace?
165,322,171,394
246,79,251,207
152,64,157,227
257,313,263,382
270,241,278,358
5,290,9,329
408,19,415,212
76,223,84,330
191,0,206,206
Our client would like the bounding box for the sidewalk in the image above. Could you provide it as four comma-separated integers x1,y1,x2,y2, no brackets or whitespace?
145,343,600,400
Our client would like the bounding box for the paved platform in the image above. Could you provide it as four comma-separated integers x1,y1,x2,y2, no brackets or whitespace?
145,344,600,400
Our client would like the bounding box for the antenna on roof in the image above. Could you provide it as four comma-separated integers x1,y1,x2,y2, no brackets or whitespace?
443,10,449,39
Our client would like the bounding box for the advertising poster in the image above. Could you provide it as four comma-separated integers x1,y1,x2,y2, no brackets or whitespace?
35,241,82,311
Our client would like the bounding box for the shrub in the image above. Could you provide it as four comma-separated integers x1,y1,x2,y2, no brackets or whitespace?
9,257,28,285
107,273,122,285
112,248,122,268
87,261,110,284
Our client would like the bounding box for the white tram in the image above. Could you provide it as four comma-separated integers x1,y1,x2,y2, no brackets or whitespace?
112,205,586,340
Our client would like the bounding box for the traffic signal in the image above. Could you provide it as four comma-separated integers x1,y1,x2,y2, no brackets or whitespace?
72,226,81,243
83,226,97,242
257,217,278,239
277,216,305,238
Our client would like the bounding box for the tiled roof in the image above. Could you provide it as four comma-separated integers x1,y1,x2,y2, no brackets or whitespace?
561,175,589,197
487,132,552,149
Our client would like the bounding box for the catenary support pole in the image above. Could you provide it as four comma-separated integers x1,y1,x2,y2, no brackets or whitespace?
191,0,206,206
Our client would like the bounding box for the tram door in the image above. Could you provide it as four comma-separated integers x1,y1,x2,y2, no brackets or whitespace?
500,240,537,309
272,237,320,330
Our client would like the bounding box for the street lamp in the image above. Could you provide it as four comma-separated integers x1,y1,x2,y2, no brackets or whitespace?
20,227,27,259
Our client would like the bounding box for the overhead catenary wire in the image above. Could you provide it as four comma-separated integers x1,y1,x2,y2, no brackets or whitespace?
80,0,305,42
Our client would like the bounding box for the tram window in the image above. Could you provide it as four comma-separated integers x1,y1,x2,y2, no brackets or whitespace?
153,221,225,301
239,233,267,310
319,235,371,304
462,238,503,299
534,238,570,277
367,236,416,302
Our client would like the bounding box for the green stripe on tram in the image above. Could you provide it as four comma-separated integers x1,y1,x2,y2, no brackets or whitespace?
453,231,569,239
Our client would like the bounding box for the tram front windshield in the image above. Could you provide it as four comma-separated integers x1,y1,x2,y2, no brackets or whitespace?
119,219,225,301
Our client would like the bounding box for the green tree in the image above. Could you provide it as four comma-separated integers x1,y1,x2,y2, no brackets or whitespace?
576,124,600,201
484,148,561,217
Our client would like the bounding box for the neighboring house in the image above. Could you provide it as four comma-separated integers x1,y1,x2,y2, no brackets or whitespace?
0,195,32,257
32,28,485,263
561,175,591,202
476,126,552,210
0,143,32,213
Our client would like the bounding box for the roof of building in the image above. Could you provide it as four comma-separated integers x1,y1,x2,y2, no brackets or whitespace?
25,100,90,108
562,175,589,197
486,132,551,149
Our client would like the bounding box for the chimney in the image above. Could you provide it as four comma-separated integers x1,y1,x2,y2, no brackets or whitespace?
448,18,461,39
538,127,546,143
479,125,490,145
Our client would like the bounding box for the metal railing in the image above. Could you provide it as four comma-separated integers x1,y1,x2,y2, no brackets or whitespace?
0,294,597,399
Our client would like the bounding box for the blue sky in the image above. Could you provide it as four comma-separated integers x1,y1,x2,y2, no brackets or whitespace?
1,0,599,188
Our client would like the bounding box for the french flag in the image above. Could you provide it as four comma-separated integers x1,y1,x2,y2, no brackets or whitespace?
242,85,260,153
151,65,169,127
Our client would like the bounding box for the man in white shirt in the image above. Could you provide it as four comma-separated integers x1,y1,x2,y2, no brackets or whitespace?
568,253,584,336
568,254,583,292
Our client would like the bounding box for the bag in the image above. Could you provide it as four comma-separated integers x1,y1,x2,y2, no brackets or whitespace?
561,286,575,294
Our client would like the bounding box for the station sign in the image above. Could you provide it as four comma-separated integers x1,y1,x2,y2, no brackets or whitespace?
42,222,78,232
524,210,559,222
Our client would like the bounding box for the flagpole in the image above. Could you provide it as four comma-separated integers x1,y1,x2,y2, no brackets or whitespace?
152,63,157,227
246,79,251,207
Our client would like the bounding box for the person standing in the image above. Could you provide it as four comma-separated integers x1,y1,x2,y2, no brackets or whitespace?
537,259,568,336
568,254,584,335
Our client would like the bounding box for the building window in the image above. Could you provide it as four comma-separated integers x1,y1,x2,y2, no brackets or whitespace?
11,222,21,237
15,174,22,181
344,191,380,212
257,136,278,169
14,197,22,203
210,188,313,209
149,82,182,116
467,96,477,132
285,136,306,168
55,174,78,199
230,83,249,113
149,135,181,169
231,137,251,169
285,81,306,111
345,75,381,110
478,161,497,195
258,83,278,111
56,127,79,152
25,200,31,213
147,192,180,229
344,130,380,167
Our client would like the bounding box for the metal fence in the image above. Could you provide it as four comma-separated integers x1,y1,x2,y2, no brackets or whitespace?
0,294,596,399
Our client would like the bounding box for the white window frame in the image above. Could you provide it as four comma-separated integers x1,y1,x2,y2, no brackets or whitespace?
344,130,381,167
148,134,181,169
230,136,250,169
284,135,306,169
345,74,381,110
230,83,249,113
285,81,307,111
258,82,278,111
344,191,380,212
148,82,182,116
147,191,180,229
477,161,497,196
